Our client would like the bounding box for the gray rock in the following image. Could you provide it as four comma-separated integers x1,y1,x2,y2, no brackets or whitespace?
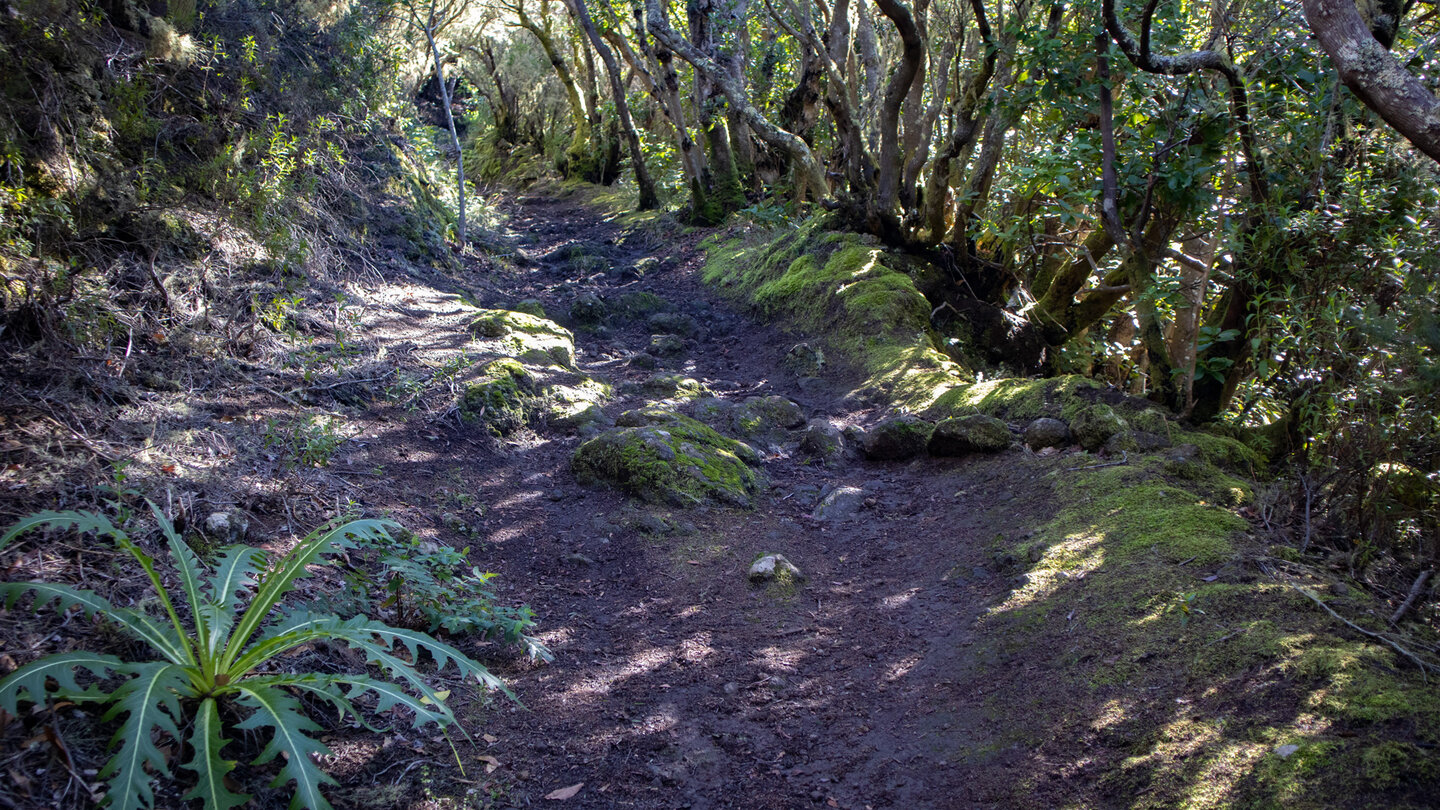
748,554,804,583
1102,430,1172,454
812,486,865,521
928,414,1011,456
549,403,612,433
1024,417,1071,450
861,415,935,460
569,293,606,324
799,419,844,460
647,334,687,356
628,353,658,370
633,513,672,535
204,511,248,544
1071,404,1128,451
781,343,825,377
647,312,699,337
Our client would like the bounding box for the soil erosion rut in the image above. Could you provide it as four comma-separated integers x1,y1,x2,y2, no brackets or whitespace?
431,196,1055,809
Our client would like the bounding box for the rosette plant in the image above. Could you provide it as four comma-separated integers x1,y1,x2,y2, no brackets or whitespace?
0,505,509,810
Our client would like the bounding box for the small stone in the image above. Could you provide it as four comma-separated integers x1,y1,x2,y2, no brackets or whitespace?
812,486,865,521
548,489,566,501
634,513,672,535
1275,744,1300,759
628,353,659,370
562,553,596,566
748,554,804,583
204,512,248,544
722,681,740,696
1330,581,1349,596
1024,417,1070,450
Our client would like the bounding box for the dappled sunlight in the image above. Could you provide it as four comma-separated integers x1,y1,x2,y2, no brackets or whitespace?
987,531,1105,615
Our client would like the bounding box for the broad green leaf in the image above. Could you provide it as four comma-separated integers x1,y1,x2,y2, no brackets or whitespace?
99,663,188,810
181,697,249,810
235,684,338,810
109,534,195,667
0,651,123,715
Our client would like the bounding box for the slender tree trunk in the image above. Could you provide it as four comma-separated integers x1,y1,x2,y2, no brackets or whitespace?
565,0,658,208
423,16,465,243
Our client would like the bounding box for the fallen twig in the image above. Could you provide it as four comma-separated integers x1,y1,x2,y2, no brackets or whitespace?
1292,584,1432,682
1066,451,1128,472
1390,569,1433,626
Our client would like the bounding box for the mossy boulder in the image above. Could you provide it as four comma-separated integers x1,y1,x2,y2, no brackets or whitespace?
929,414,1011,456
1102,430,1172,455
862,415,934,460
572,413,761,507
460,359,536,435
927,375,1101,423
468,309,577,368
569,293,606,325
730,395,806,440
1071,404,1127,451
799,419,844,461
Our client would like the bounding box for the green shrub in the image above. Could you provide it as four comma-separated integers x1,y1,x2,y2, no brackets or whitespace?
0,506,509,810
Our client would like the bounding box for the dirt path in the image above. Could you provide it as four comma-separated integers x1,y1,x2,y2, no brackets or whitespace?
327,194,1082,809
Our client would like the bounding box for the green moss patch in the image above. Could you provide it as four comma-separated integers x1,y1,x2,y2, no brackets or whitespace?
702,223,968,409
459,311,608,435
926,375,1100,422
572,411,761,507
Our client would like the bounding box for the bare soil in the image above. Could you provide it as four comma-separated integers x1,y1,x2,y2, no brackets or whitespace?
321,193,1094,810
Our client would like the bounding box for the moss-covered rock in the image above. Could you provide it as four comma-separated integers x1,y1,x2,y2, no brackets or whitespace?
572,413,761,507
862,415,934,460
1071,404,1127,451
929,414,1011,456
512,299,547,318
460,359,535,435
927,375,1101,423
1101,429,1172,455
468,309,577,368
623,373,705,401
703,223,967,409
613,291,673,319
570,293,606,325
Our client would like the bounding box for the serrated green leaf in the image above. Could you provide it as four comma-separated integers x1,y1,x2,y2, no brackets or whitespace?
201,545,267,655
99,663,189,810
149,501,210,658
235,684,337,810
0,651,124,715
0,510,126,553
181,697,249,810
221,519,394,671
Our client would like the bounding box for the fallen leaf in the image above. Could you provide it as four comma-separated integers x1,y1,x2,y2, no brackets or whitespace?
419,689,451,705
476,755,501,773
686,560,700,565
545,783,584,801
482,733,498,744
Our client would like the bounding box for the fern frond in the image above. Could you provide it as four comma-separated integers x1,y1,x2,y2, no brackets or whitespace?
98,663,188,810
181,697,249,810
235,683,338,810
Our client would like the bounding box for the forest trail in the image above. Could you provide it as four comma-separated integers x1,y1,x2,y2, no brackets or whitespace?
332,192,1093,809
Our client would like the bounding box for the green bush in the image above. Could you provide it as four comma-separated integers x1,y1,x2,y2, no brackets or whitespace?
0,506,510,810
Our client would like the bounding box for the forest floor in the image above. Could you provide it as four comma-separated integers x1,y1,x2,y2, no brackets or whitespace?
308,191,1193,809
3,187,1429,810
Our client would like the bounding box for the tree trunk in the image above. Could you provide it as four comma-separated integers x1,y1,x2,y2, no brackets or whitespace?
565,0,658,208
423,18,465,243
